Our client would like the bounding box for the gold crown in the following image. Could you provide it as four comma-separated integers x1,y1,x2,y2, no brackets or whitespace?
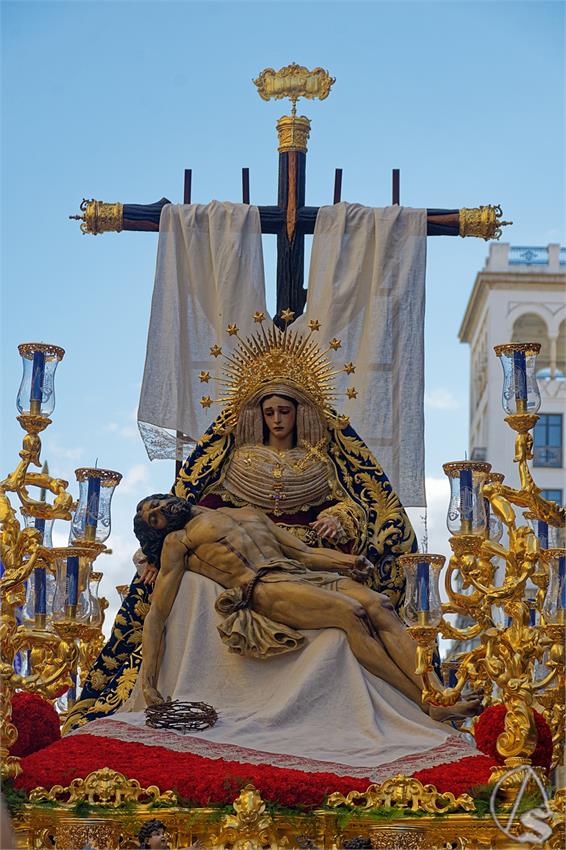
199,310,356,425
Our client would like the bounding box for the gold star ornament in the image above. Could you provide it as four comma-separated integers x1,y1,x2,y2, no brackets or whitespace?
346,387,358,400
210,345,223,358
252,311,266,323
199,371,210,383
308,319,321,332
280,308,295,323
329,338,342,351
344,362,356,375
200,395,213,408
226,324,239,336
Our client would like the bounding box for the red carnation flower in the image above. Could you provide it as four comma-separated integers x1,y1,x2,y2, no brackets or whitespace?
474,704,553,770
9,691,61,758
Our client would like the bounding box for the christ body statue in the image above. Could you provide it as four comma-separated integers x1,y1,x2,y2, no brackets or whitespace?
134,495,482,725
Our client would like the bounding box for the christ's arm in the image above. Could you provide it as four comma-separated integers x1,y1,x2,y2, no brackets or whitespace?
264,514,367,575
141,529,192,705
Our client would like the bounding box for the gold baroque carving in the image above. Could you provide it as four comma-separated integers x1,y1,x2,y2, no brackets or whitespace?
326,775,475,815
254,63,335,110
28,767,177,808
459,204,512,240
71,199,124,235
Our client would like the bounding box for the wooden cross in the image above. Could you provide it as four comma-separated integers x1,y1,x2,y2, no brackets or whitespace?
71,64,510,321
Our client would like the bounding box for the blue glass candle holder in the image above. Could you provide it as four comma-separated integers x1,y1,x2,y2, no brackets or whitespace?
483,472,504,543
443,461,491,536
70,468,122,544
524,513,563,550
542,549,566,624
399,553,444,626
16,343,65,417
88,571,104,628
52,548,94,622
494,343,541,416
21,514,55,627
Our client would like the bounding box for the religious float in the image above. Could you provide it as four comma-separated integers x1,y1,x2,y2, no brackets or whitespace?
1,66,564,849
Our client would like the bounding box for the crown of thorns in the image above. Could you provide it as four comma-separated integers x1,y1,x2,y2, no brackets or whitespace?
145,699,218,732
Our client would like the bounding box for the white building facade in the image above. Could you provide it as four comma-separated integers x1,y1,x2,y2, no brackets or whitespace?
459,243,566,504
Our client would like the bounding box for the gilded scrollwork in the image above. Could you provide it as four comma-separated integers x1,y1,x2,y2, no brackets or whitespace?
29,767,177,808
327,775,475,815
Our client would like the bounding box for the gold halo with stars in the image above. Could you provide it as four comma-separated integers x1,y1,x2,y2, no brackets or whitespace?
199,310,357,426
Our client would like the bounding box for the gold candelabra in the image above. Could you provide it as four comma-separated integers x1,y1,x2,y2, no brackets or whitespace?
0,344,119,778
400,342,565,801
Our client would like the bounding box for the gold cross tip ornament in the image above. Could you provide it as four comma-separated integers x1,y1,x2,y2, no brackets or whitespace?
253,63,335,115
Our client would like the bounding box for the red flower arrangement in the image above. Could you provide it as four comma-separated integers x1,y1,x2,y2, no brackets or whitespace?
474,704,553,770
9,692,61,758
15,732,497,805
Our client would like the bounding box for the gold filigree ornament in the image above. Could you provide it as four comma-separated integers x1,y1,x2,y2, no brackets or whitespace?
458,204,512,240
254,63,335,110
209,784,281,850
29,766,177,808
327,775,475,815
69,198,123,235
199,310,357,429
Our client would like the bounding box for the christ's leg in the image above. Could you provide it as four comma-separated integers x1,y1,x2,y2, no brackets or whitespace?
253,581,424,708
334,578,483,723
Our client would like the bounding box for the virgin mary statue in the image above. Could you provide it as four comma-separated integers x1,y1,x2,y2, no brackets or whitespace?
65,314,416,732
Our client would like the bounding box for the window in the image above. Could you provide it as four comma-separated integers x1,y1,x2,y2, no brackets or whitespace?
540,489,563,506
534,414,563,467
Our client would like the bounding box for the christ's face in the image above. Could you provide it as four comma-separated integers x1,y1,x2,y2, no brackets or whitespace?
138,498,173,530
261,395,297,444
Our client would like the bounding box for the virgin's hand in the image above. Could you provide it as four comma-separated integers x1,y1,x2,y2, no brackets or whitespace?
310,515,343,541
140,562,158,586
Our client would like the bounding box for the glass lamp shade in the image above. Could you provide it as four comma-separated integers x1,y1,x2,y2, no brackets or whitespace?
21,515,55,624
88,571,104,627
22,513,54,548
542,549,566,624
494,342,541,415
483,472,504,543
70,468,122,544
443,461,491,536
524,513,563,550
398,553,444,626
52,548,94,623
16,343,65,417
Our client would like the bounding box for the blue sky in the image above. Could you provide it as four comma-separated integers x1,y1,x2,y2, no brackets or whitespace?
1,0,564,628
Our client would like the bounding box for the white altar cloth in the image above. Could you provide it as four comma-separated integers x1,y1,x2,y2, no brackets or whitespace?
72,572,477,781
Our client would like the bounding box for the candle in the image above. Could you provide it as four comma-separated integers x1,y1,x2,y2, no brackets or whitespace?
416,561,430,611
85,475,101,540
66,556,79,606
34,567,47,616
537,520,549,550
559,556,566,611
30,350,45,407
484,498,491,538
460,468,473,525
513,350,527,409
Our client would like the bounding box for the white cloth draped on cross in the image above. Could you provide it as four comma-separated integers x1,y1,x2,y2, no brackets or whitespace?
137,201,426,506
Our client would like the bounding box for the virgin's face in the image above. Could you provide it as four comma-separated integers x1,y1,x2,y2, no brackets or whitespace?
261,395,297,443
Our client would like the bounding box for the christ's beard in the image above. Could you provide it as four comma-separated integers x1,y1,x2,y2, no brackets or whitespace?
160,498,193,532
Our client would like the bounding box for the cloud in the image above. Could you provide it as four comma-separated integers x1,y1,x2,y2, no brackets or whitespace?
406,476,451,560
424,388,461,411
43,439,84,461
118,463,151,495
104,421,138,439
